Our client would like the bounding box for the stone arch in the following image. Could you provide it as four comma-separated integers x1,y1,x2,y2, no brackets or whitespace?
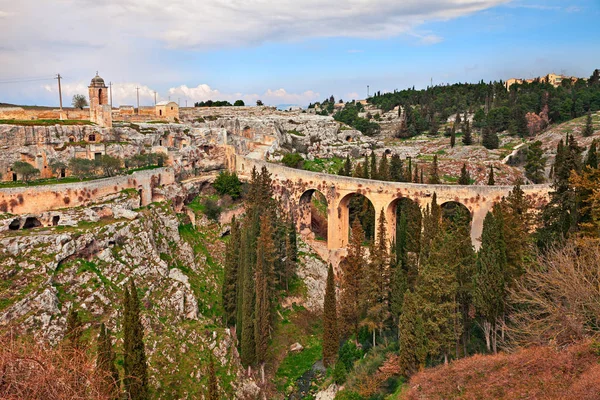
386,197,422,254
440,201,472,227
339,192,376,244
298,189,328,242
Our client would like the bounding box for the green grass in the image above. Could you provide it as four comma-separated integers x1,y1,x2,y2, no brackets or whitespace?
288,129,305,136
274,327,323,392
303,156,345,174
0,119,93,126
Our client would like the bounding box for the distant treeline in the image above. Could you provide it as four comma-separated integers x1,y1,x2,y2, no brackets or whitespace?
194,100,245,107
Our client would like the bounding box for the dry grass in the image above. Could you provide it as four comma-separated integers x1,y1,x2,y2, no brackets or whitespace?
402,340,600,400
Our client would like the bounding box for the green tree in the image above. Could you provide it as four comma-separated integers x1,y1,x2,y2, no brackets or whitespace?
11,161,39,183
585,139,598,169
378,153,390,181
281,153,304,169
487,165,495,185
429,155,441,184
223,216,240,326
96,323,120,399
123,279,149,400
458,163,470,185
214,171,242,199
339,219,366,339
450,126,456,148
398,290,428,376
69,158,97,180
462,120,473,145
370,151,378,180
208,356,219,400
473,209,506,353
323,264,338,368
49,159,68,178
96,155,122,177
390,154,404,182
234,99,245,106
473,108,486,129
583,112,594,137
339,155,352,177
72,93,89,109
481,125,499,149
524,141,546,183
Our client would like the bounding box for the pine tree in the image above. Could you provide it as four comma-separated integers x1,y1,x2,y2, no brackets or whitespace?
398,290,427,376
370,151,378,180
208,356,219,400
482,125,499,149
363,154,370,179
405,158,413,182
429,115,439,135
254,215,276,379
323,264,338,368
96,323,120,399
450,125,456,148
473,209,506,353
223,216,240,326
339,219,366,339
583,112,594,137
420,193,441,261
378,153,390,181
585,139,598,169
413,165,420,183
462,120,473,145
390,154,404,182
240,224,256,366
429,155,441,184
123,279,148,400
282,220,297,290
487,165,495,185
458,163,470,185
524,140,546,183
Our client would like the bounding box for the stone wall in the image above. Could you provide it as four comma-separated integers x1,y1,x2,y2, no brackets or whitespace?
0,107,89,121
0,167,175,214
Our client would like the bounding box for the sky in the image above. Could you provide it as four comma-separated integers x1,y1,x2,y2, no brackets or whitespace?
0,0,598,108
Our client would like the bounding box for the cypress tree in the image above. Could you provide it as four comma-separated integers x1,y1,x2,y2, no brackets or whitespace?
450,125,456,148
208,356,219,400
583,112,593,137
96,323,120,399
585,139,598,169
343,155,352,176
429,115,439,135
413,165,420,183
240,225,256,366
482,125,499,149
370,151,378,180
487,165,495,185
473,209,506,353
390,154,404,182
339,218,365,339
405,158,413,182
429,155,441,184
524,140,546,183
223,216,240,326
322,264,338,368
123,279,148,400
378,153,390,181
255,215,276,380
458,163,470,185
363,154,370,179
462,120,473,145
398,290,427,376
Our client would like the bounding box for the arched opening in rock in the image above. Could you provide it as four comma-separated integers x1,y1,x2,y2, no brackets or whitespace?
22,217,41,229
8,219,20,230
138,189,144,207
340,192,376,244
52,216,60,226
298,189,328,242
387,197,422,259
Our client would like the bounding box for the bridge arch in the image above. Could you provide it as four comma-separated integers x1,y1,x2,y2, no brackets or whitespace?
298,189,329,242
335,192,376,247
386,197,422,254
440,201,472,228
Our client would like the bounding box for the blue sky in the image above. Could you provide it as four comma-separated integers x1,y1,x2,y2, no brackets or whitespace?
0,0,598,107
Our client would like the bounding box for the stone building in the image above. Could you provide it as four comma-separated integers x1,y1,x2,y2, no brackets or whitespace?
88,73,113,127
156,101,179,121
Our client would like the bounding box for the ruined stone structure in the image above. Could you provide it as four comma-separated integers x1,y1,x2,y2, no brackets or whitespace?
156,101,180,121
88,73,112,128
230,153,551,250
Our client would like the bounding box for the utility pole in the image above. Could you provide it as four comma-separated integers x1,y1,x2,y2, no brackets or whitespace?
110,82,113,109
185,99,188,108
154,91,157,105
135,86,140,114
56,73,63,110
367,85,369,98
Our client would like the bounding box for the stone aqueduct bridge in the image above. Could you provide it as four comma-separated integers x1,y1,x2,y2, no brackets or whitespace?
228,153,551,250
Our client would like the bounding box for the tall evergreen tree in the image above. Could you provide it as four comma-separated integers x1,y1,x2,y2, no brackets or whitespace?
390,154,404,182
487,165,495,185
482,125,499,149
363,154,370,179
450,126,456,148
240,223,256,366
429,155,441,184
255,215,276,380
339,219,366,339
123,279,148,400
322,264,338,368
462,120,473,145
96,323,120,400
429,115,439,135
458,163,470,185
378,153,390,181
405,158,413,182
370,151,378,180
583,112,594,137
524,140,546,183
585,139,598,169
473,209,506,353
208,356,219,400
223,216,240,326
398,290,428,376
413,165,420,183
343,155,353,176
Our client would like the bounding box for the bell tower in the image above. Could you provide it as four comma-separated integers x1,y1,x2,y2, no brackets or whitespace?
88,72,112,127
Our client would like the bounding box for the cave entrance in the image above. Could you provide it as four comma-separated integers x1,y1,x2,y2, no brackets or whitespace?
22,217,41,229
8,219,20,230
52,216,60,226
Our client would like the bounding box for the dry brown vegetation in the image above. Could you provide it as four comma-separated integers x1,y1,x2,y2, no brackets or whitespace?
403,340,600,400
0,330,113,400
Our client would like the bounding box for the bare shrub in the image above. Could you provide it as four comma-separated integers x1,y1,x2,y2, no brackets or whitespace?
507,239,600,348
0,330,113,400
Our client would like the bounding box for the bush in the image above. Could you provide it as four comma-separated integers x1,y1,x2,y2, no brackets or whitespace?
234,100,245,106
333,362,347,384
334,390,363,400
202,198,222,222
338,340,363,371
282,153,304,169
213,171,242,199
